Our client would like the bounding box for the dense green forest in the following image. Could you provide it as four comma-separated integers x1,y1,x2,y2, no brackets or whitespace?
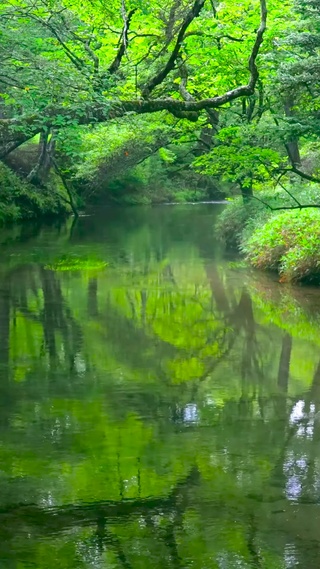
1,0,320,280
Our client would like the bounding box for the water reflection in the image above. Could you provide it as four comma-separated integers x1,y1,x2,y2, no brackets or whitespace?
0,205,320,568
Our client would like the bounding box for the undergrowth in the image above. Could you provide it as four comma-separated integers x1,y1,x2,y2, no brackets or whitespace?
243,209,320,283
0,162,70,224
216,188,320,283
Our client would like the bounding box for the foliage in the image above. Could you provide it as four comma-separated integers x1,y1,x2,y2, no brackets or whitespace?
243,208,320,282
68,114,223,204
217,185,320,282
215,197,267,249
70,117,172,185
100,154,220,205
0,0,267,145
1,0,320,284
194,123,284,193
214,189,299,249
0,0,272,212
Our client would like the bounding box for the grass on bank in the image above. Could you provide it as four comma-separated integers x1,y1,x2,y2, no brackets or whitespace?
216,189,320,283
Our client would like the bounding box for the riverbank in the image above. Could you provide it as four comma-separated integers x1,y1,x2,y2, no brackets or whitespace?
0,162,71,224
0,156,224,224
216,193,320,284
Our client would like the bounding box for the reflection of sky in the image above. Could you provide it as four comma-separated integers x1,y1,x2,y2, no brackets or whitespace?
283,398,320,503
183,403,199,424
41,492,54,507
289,400,315,439
76,539,101,567
285,474,302,501
74,354,86,374
284,451,308,501
284,543,298,569
289,400,305,425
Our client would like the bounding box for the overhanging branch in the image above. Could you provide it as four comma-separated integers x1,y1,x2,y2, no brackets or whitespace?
279,166,320,185
0,0,268,159
252,195,320,211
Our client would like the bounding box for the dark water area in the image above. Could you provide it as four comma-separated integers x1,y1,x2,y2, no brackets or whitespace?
1,205,320,568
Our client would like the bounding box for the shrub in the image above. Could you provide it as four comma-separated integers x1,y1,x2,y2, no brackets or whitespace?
173,189,205,203
243,209,320,283
215,186,320,250
215,196,270,249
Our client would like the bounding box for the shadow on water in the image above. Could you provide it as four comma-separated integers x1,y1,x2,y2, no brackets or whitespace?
1,205,320,568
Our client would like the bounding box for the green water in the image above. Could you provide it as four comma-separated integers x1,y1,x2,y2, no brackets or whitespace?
1,205,320,568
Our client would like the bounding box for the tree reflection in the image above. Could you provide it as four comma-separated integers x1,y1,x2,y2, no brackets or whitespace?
1,209,320,567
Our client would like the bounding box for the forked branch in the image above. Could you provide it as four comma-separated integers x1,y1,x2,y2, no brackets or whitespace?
108,8,136,74
142,0,206,98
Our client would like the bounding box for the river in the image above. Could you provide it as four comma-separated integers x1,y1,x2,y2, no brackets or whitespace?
1,204,320,568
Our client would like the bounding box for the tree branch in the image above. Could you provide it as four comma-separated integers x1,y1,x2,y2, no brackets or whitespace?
257,158,302,207
248,0,267,91
279,166,320,185
178,58,219,128
251,195,320,211
69,32,100,74
184,30,244,43
108,8,136,74
142,0,206,98
27,13,85,72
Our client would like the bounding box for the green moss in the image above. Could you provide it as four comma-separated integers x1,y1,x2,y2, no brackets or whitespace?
0,162,70,224
45,254,107,272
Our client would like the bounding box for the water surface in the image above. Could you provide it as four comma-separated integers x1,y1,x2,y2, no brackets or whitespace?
1,205,320,568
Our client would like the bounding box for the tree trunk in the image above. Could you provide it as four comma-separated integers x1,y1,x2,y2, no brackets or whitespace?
0,277,10,374
26,130,56,185
277,333,292,393
87,278,98,317
284,95,301,167
240,181,253,201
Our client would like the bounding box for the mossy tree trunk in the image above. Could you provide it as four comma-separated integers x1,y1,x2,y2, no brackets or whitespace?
239,179,253,202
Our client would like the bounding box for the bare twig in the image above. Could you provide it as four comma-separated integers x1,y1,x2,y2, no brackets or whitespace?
257,158,302,208
251,195,320,211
